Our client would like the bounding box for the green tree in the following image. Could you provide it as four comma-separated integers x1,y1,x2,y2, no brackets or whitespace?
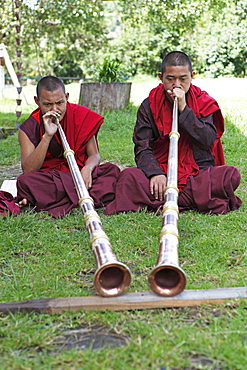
1,0,247,79
114,0,247,77
1,0,109,78
115,0,228,75
195,1,247,77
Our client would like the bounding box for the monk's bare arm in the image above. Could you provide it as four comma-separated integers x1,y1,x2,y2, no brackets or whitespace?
80,136,100,189
18,129,53,173
19,110,60,173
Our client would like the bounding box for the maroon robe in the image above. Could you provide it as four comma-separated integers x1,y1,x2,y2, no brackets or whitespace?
149,83,225,188
15,103,120,218
0,191,20,218
17,163,120,218
105,84,242,215
104,165,242,215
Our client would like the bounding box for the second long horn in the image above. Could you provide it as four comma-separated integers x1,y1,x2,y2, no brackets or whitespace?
148,98,186,297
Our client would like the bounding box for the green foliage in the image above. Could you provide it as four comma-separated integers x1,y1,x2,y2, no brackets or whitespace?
0,133,20,166
1,0,247,78
114,0,247,77
115,0,232,76
192,1,247,77
93,57,127,82
1,0,109,77
98,104,136,167
53,55,85,82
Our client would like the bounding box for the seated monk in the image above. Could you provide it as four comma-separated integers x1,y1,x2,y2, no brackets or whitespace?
16,76,120,218
105,51,242,215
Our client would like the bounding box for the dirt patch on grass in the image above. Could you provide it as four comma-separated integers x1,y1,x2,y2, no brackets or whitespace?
0,163,22,186
52,324,130,351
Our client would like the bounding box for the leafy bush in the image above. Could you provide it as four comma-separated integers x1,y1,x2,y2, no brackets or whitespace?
94,57,128,82
53,55,85,83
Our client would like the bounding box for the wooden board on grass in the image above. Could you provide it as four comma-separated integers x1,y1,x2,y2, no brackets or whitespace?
0,287,246,314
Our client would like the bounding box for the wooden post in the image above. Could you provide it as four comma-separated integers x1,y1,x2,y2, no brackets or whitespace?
0,48,5,100
79,82,132,114
0,43,27,105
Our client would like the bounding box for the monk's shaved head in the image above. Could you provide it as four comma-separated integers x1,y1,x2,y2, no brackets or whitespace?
161,51,193,74
37,76,65,97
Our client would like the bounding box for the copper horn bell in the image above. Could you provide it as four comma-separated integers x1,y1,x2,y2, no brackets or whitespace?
148,97,186,297
55,117,131,297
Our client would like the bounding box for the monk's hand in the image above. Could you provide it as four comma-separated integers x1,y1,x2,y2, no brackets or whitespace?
167,88,186,113
80,166,93,189
42,111,60,137
150,175,167,201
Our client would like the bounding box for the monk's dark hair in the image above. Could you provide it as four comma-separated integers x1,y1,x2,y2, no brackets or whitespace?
161,51,193,74
36,76,65,97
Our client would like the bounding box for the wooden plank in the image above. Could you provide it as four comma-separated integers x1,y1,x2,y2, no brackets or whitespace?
0,43,28,105
0,287,246,314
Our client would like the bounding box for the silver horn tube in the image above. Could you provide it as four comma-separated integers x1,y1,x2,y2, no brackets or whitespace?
56,117,131,297
148,98,186,297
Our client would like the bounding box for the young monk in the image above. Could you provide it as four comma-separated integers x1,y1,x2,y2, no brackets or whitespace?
105,51,242,215
16,76,120,217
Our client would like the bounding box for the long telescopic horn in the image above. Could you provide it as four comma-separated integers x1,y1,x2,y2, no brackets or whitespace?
55,117,131,297
148,97,186,297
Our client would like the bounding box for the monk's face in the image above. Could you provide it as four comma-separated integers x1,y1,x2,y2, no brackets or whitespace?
158,65,195,96
34,87,69,121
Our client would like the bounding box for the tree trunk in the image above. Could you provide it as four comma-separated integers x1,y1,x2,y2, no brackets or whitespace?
78,82,132,114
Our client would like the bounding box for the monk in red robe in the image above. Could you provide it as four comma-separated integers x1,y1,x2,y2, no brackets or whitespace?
16,76,120,217
105,51,242,215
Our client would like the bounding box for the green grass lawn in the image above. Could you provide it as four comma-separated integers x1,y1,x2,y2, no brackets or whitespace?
0,78,246,370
